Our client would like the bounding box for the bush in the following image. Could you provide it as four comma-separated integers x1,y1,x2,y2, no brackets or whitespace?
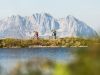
69,45,100,75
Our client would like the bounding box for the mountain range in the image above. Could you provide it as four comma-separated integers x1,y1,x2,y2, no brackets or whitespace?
0,13,98,39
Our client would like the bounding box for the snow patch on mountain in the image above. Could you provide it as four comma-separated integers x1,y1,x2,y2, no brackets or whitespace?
0,13,98,39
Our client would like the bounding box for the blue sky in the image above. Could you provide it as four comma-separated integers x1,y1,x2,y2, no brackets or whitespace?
0,0,100,33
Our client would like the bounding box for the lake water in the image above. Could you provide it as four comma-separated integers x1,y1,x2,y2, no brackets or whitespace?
0,48,76,74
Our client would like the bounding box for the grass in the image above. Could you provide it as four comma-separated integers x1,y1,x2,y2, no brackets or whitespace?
53,63,70,75
0,37,98,48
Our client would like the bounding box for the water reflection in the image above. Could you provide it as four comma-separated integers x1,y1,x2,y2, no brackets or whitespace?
0,48,74,75
0,45,100,75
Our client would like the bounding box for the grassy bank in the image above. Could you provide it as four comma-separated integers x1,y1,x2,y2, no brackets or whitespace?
0,37,99,48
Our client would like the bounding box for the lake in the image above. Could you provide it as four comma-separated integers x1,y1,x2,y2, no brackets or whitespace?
0,48,76,74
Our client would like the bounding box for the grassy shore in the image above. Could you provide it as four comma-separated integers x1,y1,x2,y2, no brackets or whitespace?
0,37,99,48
